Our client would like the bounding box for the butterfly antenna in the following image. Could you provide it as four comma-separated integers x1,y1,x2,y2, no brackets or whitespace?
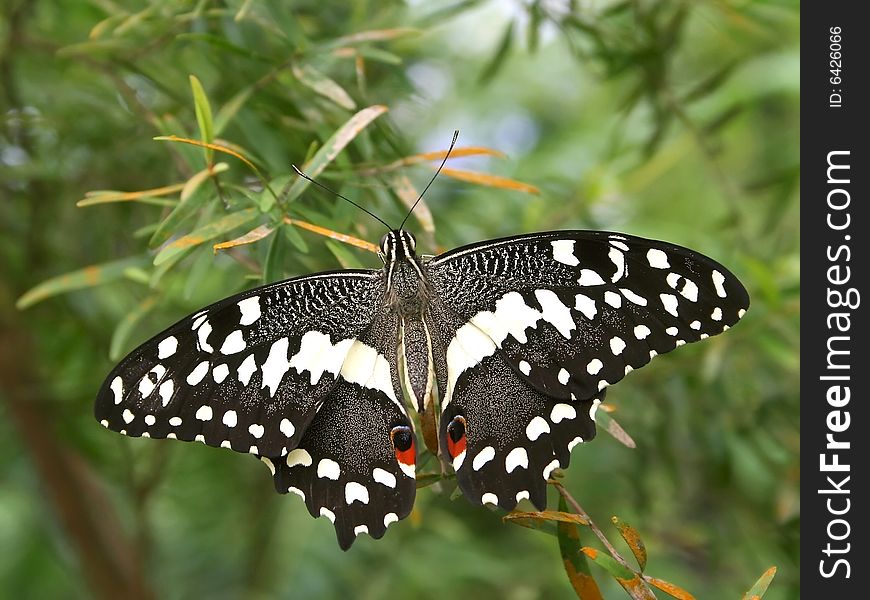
291,165,391,230
399,129,460,230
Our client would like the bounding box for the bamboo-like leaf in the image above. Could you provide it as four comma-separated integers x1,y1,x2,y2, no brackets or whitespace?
558,495,604,600
644,576,696,600
77,183,186,207
581,549,655,600
16,256,149,310
364,146,505,175
150,164,229,248
596,409,636,448
439,167,540,194
387,174,435,234
741,566,777,600
213,224,276,252
479,20,514,83
154,208,260,266
283,217,379,253
612,517,647,571
329,27,420,47
263,227,288,284
109,295,158,360
414,472,443,489
504,510,589,528
154,136,259,174
292,63,357,111
189,75,215,164
276,105,388,209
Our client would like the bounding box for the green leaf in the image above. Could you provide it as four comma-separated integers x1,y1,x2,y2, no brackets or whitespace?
277,105,388,209
149,163,229,248
557,495,603,600
16,256,149,310
741,567,777,600
611,517,647,572
213,86,255,137
596,409,636,448
189,74,215,163
154,208,260,266
282,223,310,253
109,295,158,360
325,240,364,269
478,20,514,83
580,548,636,580
292,63,357,111
263,226,288,283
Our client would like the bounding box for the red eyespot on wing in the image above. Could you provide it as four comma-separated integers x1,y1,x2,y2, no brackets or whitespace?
390,425,415,467
446,415,467,459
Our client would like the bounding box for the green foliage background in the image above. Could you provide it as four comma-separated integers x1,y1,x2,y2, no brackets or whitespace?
1,1,799,598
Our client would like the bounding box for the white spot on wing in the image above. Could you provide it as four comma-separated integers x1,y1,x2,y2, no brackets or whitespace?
609,336,626,355
516,490,530,502
551,239,579,266
690,320,701,330
473,446,496,471
660,293,679,317
543,459,560,480
574,293,597,320
317,458,341,480
248,423,265,439
237,296,261,326
535,289,576,339
111,377,124,405
604,290,622,309
526,416,550,441
197,320,214,353
452,449,466,471
586,359,603,375
505,447,529,473
212,363,229,383
195,405,213,421
287,487,305,501
610,240,629,251
558,368,570,385
589,398,601,421
169,416,182,427
481,493,499,506
286,449,313,468
319,507,336,523
354,525,369,536
550,403,577,423
620,288,648,306
373,467,397,488
609,247,626,282
158,336,178,359
261,337,291,397
279,418,295,438
237,354,257,386
222,410,237,427
384,513,399,527
712,270,727,298
634,325,651,340
711,307,723,321
158,379,174,407
646,248,670,269
220,330,246,355
260,457,275,476
519,360,531,375
186,361,209,386
290,331,353,386
122,409,135,424
345,481,370,505
738,308,746,318
339,340,398,404
666,326,679,336
577,269,605,286
568,437,584,452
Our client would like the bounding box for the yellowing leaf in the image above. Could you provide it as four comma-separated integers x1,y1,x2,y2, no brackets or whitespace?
741,567,777,600
283,217,379,254
612,516,647,571
292,63,357,111
154,208,260,266
213,224,276,252
645,576,696,600
154,136,259,174
77,183,186,207
504,510,590,528
439,167,540,194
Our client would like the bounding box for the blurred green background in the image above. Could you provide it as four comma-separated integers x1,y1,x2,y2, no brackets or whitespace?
1,1,799,598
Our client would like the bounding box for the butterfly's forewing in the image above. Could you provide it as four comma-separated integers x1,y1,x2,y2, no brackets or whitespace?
426,230,748,508
95,269,417,548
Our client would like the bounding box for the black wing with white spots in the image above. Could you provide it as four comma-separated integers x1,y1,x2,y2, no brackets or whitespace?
95,269,418,548
425,230,748,510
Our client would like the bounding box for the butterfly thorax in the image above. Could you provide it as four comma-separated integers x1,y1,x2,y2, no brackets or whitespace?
380,230,435,413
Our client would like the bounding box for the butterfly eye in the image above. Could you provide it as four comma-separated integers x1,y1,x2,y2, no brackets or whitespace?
379,233,391,254
390,425,415,468
446,415,467,459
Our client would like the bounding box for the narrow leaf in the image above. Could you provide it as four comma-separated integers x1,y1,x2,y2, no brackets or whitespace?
596,409,636,448
504,510,589,528
479,20,514,83
149,164,229,248
154,136,259,174
439,167,540,194
109,295,158,360
154,208,260,266
330,27,420,47
557,495,604,600
16,256,149,310
213,87,254,137
189,75,215,163
644,576,696,600
213,224,275,252
280,105,388,206
292,63,357,110
325,240,365,269
741,566,777,600
387,174,435,234
612,516,647,571
283,217,379,253
581,549,655,600
77,183,185,207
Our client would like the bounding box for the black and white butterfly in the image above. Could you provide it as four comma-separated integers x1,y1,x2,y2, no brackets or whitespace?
95,227,748,549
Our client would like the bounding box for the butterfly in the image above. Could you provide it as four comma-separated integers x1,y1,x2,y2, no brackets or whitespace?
95,224,749,549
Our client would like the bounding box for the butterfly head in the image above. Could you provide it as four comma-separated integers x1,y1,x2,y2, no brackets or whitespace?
379,230,417,264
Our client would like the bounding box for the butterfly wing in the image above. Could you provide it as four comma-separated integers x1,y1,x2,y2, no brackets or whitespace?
425,230,749,508
95,269,417,548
